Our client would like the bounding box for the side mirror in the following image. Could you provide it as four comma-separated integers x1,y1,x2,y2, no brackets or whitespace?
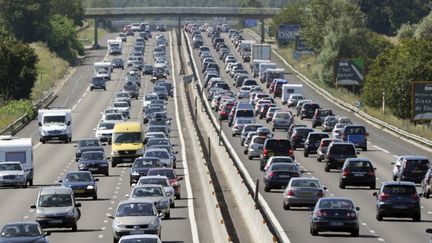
158,213,165,218
372,192,378,197
323,186,327,191
355,206,360,211
426,228,432,234
30,204,36,209
391,162,395,165
58,180,63,183
44,231,51,236
95,178,99,182
67,121,71,126
75,203,82,207
38,122,42,126
177,176,184,181
175,151,179,154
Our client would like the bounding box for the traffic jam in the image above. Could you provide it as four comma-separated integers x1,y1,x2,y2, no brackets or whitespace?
185,22,432,238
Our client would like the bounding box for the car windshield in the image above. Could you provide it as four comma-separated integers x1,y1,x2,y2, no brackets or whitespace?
120,238,159,243
43,115,65,124
145,150,169,159
39,194,73,207
270,157,293,163
275,113,291,119
405,159,429,169
113,132,141,144
345,127,366,135
331,145,356,155
106,114,123,120
347,161,373,170
0,224,42,238
236,119,253,125
113,103,128,108
99,123,115,130
266,139,291,151
116,203,155,217
78,140,100,147
270,164,297,171
65,173,92,182
291,179,320,188
319,199,354,209
145,95,158,101
132,187,164,197
0,163,22,171
139,178,169,186
252,137,266,144
81,152,104,161
148,170,175,179
147,139,169,146
134,159,160,168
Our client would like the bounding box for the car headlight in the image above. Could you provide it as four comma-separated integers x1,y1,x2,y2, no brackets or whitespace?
78,164,87,169
171,182,178,187
148,219,159,228
114,222,125,229
131,171,140,176
158,199,169,207
66,210,75,217
87,185,94,189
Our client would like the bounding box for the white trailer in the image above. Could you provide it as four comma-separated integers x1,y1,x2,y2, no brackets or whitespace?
258,62,277,83
107,39,122,55
0,136,33,186
281,84,304,104
38,109,72,143
94,62,112,80
251,59,270,77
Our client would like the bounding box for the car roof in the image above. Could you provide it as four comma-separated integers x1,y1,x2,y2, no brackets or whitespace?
399,155,429,160
345,158,371,162
3,221,42,226
381,181,416,186
319,197,353,201
40,186,73,195
120,234,160,240
118,198,154,206
133,184,163,189
140,175,168,180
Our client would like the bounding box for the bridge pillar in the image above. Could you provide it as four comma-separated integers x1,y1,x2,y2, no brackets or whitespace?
260,18,265,44
177,17,182,46
93,18,99,49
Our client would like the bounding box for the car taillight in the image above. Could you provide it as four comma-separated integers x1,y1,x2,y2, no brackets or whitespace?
342,169,350,176
268,172,274,177
287,189,295,196
234,125,238,128
263,148,268,156
411,193,420,202
288,149,293,155
379,193,390,201
317,190,324,197
367,171,375,176
315,210,327,217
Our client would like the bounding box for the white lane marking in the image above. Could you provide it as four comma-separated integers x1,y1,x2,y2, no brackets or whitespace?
101,227,106,230
170,31,200,243
373,145,390,154
369,230,375,234
98,235,103,238
104,220,108,223
108,207,112,211
427,211,432,214
33,142,41,150
23,216,29,219
378,238,385,242
393,155,398,159
110,201,115,204
361,222,367,226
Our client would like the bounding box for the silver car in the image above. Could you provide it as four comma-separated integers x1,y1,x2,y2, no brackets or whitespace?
272,111,293,131
232,118,255,136
137,176,175,207
332,123,346,139
0,162,27,187
243,131,258,154
129,185,170,219
108,199,163,241
282,177,326,210
143,148,173,168
247,135,267,159
266,107,282,123
240,124,263,145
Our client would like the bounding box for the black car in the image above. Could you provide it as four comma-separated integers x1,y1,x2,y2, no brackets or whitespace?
111,58,124,69
339,158,376,189
374,181,421,221
304,132,329,157
143,107,164,123
60,171,98,200
77,151,109,176
312,109,333,128
300,102,320,120
90,77,106,91
263,163,301,192
260,138,294,171
123,81,139,99
310,197,360,236
324,142,357,172
75,139,103,161
143,64,153,75
289,127,314,150
129,157,162,186
287,124,307,139
153,86,168,100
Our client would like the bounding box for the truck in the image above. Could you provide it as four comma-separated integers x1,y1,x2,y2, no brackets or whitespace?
265,68,285,88
0,136,34,186
251,44,271,61
94,62,112,80
258,62,277,83
238,40,255,55
281,84,304,104
107,39,122,55
38,109,72,143
251,59,270,77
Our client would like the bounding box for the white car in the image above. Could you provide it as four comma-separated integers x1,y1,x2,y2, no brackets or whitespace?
287,93,304,107
331,123,346,139
0,162,27,187
94,121,117,144
247,135,266,159
112,101,130,119
232,118,255,136
102,113,125,123
263,156,298,171
143,93,160,110
96,70,111,80
137,176,175,207
143,148,173,168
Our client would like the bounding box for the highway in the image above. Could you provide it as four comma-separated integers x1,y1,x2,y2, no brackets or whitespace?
0,30,197,243
187,28,432,243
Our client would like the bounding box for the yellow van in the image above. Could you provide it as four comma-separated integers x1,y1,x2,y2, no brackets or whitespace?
111,122,144,167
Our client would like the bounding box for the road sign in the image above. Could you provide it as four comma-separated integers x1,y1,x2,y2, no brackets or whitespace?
334,58,364,86
244,19,257,27
293,35,314,59
412,81,432,121
277,24,300,44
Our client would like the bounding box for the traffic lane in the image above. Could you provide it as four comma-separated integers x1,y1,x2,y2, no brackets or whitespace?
239,31,431,158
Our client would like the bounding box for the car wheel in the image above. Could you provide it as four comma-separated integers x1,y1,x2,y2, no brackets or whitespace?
272,127,275,132
425,191,430,199
93,194,98,200
292,146,296,151
363,146,367,151
232,133,236,137
173,163,176,169
351,228,359,237
283,202,290,210
324,164,330,172
90,88,93,91
170,202,175,208
376,212,383,221
370,183,376,190
304,150,309,157
312,124,316,128
413,214,421,222
248,155,253,160
104,88,106,91
317,157,322,162
311,227,318,236
264,185,271,192
112,162,117,168
113,236,119,243
29,179,33,186
244,150,247,155
72,224,77,232
392,175,397,181
176,194,181,200
339,181,345,189
164,212,170,219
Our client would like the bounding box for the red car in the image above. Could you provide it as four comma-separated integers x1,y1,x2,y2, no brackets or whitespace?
219,104,234,120
147,168,183,199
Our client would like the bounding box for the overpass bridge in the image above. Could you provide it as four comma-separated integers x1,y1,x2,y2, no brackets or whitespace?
84,7,281,47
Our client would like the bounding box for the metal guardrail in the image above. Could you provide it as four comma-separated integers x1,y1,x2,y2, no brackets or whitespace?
0,90,57,136
245,29,432,150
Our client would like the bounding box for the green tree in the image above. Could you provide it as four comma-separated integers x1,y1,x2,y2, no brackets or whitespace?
271,3,305,35
50,0,84,26
0,28,38,101
240,0,263,7
397,23,416,41
0,0,51,43
414,11,432,40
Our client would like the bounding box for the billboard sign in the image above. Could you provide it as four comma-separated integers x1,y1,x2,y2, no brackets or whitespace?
244,19,257,27
334,58,365,86
277,24,300,44
293,35,314,59
412,81,432,121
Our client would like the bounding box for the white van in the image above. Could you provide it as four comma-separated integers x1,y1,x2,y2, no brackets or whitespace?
258,62,277,82
94,62,112,80
251,60,270,77
38,109,72,143
281,84,304,104
0,136,33,186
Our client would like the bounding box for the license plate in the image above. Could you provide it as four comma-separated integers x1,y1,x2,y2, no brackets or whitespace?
49,220,62,224
52,137,59,139
301,192,313,197
74,189,85,193
412,170,422,173
394,205,407,209
131,230,145,235
353,173,364,177
123,158,132,162
88,168,98,171
279,175,290,178
329,221,343,226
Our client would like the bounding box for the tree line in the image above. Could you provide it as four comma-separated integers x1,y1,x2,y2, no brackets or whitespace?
0,0,84,103
272,0,432,120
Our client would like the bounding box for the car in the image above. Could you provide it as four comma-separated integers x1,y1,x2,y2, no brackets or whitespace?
263,163,302,192
421,168,432,198
114,92,132,106
143,148,173,168
77,151,109,176
111,58,125,69
112,101,130,119
300,102,320,120
265,107,282,123
143,64,154,75
332,123,346,139
289,127,314,150
240,124,263,145
90,77,106,91
103,113,126,123
146,125,170,138
339,158,376,189
108,199,163,242
324,142,357,172
147,168,183,199
119,234,162,243
286,93,304,107
137,176,175,208
373,181,421,221
96,69,111,81
316,138,343,162
341,125,368,151
260,138,295,171
129,157,162,186
310,197,360,236
153,86,168,101
303,132,330,157
0,221,50,243
60,171,98,200
0,162,27,188
258,103,275,119
128,185,171,219
74,139,103,161
247,135,267,160
283,177,326,210
322,115,337,132
295,99,312,116
272,111,293,131
31,186,81,231
391,155,430,183
263,156,296,171
123,81,139,99
311,109,333,128
232,118,255,137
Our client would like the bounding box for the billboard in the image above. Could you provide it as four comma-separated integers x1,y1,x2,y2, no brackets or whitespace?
244,19,257,27
412,81,432,121
334,58,365,86
277,24,300,44
293,35,314,59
